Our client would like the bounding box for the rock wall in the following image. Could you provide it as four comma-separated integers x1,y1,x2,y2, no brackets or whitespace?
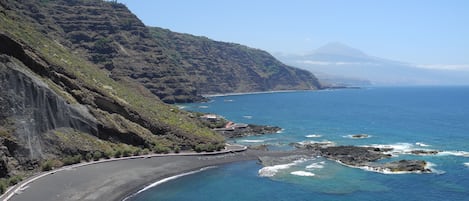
0,55,98,160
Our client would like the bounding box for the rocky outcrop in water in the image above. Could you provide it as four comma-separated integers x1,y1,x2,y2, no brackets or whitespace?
275,144,432,174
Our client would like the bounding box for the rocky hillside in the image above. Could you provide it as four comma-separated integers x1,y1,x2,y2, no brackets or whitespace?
149,27,322,95
3,0,320,103
0,0,224,187
6,0,200,103
0,0,322,189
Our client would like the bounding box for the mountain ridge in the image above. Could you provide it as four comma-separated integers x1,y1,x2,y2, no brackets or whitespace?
276,42,469,86
149,27,321,95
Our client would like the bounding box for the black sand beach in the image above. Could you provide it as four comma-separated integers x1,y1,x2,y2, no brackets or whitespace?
5,149,306,201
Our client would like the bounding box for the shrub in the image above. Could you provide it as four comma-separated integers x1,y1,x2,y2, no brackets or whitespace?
122,148,132,157
103,150,113,159
41,159,62,171
62,155,82,166
114,149,122,158
154,144,170,154
174,145,180,153
92,151,102,161
85,152,93,162
141,148,150,155
133,149,141,156
0,179,7,194
7,175,22,186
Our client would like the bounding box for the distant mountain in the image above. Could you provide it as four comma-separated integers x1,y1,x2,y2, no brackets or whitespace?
275,43,469,86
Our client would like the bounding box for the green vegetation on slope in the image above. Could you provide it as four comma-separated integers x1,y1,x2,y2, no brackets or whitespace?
149,27,322,94
0,0,225,185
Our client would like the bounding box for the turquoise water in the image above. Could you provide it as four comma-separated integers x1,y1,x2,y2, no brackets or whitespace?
130,87,469,201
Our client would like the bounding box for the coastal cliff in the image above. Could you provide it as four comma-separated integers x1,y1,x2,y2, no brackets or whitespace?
0,0,320,103
0,0,321,192
149,27,322,95
0,0,224,188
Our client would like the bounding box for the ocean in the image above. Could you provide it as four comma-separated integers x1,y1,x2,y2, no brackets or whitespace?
129,87,469,201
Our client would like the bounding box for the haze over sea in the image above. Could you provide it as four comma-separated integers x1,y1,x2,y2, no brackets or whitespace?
130,87,469,201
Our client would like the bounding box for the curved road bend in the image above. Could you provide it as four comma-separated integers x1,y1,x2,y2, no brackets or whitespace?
2,145,252,201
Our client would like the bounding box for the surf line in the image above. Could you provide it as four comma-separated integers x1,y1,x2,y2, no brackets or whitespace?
122,166,217,201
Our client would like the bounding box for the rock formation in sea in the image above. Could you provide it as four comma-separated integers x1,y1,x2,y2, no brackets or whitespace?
262,144,432,174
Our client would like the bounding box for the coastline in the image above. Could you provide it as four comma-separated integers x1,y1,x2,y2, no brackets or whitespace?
202,89,308,98
4,147,306,201
201,87,362,98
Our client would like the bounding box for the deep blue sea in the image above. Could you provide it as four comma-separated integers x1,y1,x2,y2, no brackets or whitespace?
130,87,469,201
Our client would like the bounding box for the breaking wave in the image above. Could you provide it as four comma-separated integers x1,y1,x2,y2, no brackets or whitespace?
290,171,315,177
258,159,308,177
241,139,265,143
305,161,325,169
305,134,322,138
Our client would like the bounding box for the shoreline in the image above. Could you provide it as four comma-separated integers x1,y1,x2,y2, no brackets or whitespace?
201,87,363,98
201,89,309,98
5,147,306,201
121,166,217,201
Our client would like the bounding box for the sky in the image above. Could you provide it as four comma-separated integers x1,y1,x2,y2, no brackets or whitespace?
119,0,469,69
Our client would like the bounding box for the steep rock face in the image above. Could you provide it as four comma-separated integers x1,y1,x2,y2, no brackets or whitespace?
3,0,321,103
0,55,98,160
150,27,322,94
3,0,200,103
0,0,225,179
0,55,99,176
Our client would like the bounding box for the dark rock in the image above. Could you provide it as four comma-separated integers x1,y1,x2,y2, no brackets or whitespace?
292,144,432,174
216,124,282,138
320,146,392,165
381,160,431,173
409,150,439,155
350,134,369,139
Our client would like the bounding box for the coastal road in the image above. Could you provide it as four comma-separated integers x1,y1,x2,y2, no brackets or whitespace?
2,145,254,201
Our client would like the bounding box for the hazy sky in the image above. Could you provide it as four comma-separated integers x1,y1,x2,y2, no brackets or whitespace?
120,0,469,69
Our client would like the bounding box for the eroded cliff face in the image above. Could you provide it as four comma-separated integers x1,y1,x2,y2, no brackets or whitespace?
1,55,97,152
0,55,99,174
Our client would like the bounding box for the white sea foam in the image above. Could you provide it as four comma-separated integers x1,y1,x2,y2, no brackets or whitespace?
298,140,335,147
336,159,441,175
241,139,265,143
258,159,308,177
366,143,415,156
421,162,445,174
464,162,469,167
305,134,322,138
259,163,296,177
276,129,284,134
243,115,253,119
122,166,216,201
198,106,209,109
438,151,469,157
415,142,430,147
290,171,315,177
305,161,325,169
